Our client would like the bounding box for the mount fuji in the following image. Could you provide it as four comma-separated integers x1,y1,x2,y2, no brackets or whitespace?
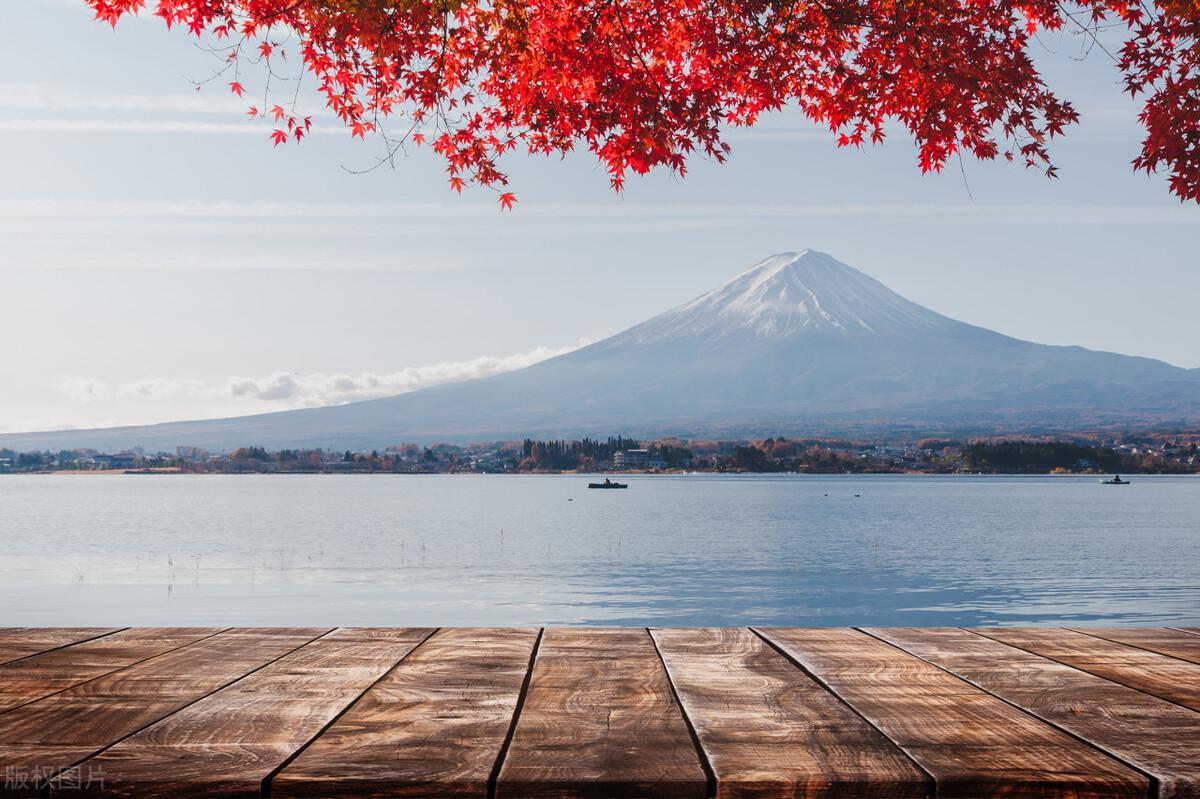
5,250,1199,450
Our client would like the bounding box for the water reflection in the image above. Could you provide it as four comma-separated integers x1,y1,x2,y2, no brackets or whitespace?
2,474,1197,626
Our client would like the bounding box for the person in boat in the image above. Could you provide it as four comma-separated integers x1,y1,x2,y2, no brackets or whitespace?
603,478,613,486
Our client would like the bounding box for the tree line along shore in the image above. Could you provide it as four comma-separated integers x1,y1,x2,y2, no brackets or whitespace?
2,435,1197,475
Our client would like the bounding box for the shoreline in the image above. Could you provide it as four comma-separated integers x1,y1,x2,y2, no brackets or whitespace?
9,469,1195,478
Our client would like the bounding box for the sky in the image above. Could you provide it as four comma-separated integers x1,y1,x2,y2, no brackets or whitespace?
2,0,1198,434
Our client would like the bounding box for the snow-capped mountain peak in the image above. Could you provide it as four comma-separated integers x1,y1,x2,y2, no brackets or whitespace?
621,249,958,343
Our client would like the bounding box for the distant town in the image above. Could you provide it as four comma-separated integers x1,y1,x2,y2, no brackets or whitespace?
2,434,1198,475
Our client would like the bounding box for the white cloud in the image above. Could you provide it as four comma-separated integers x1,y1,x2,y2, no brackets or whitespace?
5,198,1198,226
0,83,252,115
0,119,342,135
117,377,213,400
56,339,590,411
57,377,112,403
227,342,589,405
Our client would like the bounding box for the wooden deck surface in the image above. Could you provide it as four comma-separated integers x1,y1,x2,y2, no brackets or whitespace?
1,627,1198,798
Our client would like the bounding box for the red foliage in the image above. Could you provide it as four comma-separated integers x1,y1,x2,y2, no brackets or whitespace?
85,0,1200,205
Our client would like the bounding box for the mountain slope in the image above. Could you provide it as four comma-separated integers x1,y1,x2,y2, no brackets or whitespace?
4,250,1199,450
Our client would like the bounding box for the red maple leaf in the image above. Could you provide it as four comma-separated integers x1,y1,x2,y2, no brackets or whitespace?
82,0,1200,205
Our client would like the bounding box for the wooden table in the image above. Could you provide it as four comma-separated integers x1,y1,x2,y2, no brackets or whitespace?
1,627,1198,798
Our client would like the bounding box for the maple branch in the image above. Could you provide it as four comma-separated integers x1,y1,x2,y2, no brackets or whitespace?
80,0,1200,205
608,0,666,104
1054,2,1120,63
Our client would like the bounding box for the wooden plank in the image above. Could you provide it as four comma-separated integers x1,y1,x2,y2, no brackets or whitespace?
273,627,538,799
0,628,327,796
977,628,1200,712
873,627,1200,799
1074,628,1200,666
0,629,122,666
496,627,707,799
64,627,433,798
758,627,1147,799
0,628,223,715
651,628,928,799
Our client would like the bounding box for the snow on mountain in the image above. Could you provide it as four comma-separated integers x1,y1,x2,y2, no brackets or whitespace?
616,250,971,343
3,250,1198,451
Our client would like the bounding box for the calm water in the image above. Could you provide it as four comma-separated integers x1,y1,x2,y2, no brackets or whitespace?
2,473,1198,626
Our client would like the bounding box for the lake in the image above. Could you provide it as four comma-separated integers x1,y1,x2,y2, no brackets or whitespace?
2,473,1198,626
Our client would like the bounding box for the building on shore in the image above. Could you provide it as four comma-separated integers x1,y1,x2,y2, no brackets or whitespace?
86,453,137,470
613,449,650,469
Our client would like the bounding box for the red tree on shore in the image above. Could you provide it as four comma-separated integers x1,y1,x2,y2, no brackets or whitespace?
85,0,1200,206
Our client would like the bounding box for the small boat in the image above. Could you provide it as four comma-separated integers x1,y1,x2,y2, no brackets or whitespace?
1100,475,1130,485
588,478,628,489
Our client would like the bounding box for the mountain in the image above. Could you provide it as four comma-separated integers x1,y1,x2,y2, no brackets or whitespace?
5,250,1199,451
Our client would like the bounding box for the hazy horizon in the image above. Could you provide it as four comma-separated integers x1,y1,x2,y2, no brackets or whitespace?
8,248,1199,436
3,250,1198,453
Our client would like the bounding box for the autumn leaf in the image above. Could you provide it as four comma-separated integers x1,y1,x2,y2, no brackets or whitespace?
498,192,516,211
270,129,288,146
84,0,1200,205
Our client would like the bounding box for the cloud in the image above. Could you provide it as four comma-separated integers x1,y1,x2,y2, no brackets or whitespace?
0,83,252,115
57,377,112,403
227,342,589,405
6,198,1199,227
56,340,590,411
117,377,213,400
0,119,343,135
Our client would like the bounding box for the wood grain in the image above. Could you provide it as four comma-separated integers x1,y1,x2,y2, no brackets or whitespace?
757,627,1147,799
0,629,122,666
1,627,1195,799
0,628,222,715
0,627,327,797
872,627,1200,799
273,627,537,799
496,627,707,799
67,627,432,798
651,628,928,799
977,628,1200,712
1073,628,1200,665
